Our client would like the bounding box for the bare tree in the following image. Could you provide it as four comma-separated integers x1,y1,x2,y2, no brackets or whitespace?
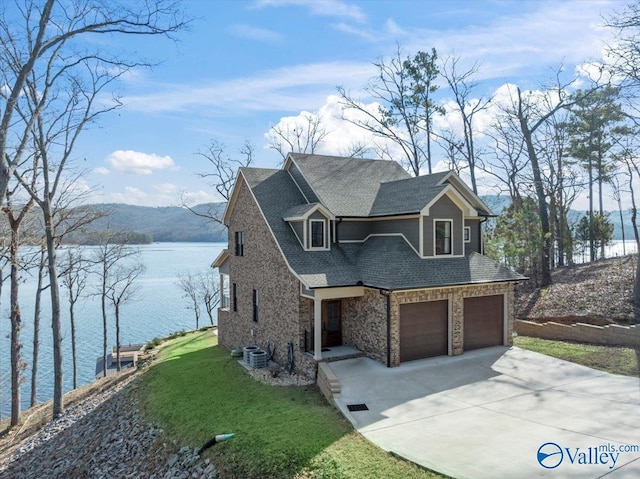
197,269,219,326
93,232,142,378
339,141,373,158
2,186,35,426
61,248,89,389
266,113,328,161
606,2,640,314
0,0,186,208
177,269,220,328
186,139,254,224
439,55,492,193
501,73,586,287
106,260,144,372
177,271,201,329
337,47,444,176
1,0,186,420
30,242,46,407
483,115,528,203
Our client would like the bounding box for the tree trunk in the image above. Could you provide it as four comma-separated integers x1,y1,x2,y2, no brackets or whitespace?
519,114,552,287
43,207,63,417
69,296,77,389
30,248,45,407
588,150,595,262
628,164,640,251
115,304,121,372
102,263,108,378
635,255,640,323
10,228,22,427
557,205,565,267
618,194,626,257
598,155,605,260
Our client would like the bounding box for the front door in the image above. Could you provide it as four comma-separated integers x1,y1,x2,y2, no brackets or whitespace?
322,300,342,347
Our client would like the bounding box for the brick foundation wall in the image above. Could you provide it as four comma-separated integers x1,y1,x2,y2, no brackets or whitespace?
515,320,640,348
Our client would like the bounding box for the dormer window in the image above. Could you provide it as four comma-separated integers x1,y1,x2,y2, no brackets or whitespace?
310,219,326,249
283,202,333,252
435,220,453,255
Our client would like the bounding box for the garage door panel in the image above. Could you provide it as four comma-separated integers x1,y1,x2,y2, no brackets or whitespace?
464,295,504,351
400,300,448,362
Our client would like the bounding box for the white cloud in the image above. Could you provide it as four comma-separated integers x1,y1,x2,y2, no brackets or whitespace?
124,61,375,114
227,24,282,43
402,1,618,83
153,183,177,194
106,150,175,175
94,166,110,175
107,186,150,204
253,0,366,23
181,190,221,206
265,94,412,164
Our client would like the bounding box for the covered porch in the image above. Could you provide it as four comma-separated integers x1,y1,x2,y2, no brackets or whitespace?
302,285,383,362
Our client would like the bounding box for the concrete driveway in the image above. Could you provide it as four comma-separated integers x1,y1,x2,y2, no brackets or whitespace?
328,346,640,479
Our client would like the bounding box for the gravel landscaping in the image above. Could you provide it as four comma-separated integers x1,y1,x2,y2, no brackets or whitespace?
0,374,218,479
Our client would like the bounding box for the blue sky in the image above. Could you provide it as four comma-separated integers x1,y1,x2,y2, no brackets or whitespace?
65,0,622,208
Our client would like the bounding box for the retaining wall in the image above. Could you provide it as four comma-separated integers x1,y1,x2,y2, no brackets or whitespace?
515,319,640,348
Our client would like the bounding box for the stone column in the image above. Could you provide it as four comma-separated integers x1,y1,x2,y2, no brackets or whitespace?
314,299,322,360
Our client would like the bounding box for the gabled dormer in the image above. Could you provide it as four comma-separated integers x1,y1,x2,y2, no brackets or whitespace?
419,185,476,258
283,203,335,251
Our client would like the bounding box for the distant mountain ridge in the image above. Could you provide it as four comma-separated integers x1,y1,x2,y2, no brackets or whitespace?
65,203,227,243
65,198,636,244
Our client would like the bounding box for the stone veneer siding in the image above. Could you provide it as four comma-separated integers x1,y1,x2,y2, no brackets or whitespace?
388,282,515,367
218,180,315,377
342,289,387,363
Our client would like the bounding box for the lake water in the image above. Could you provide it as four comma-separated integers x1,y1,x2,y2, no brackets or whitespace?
1,239,636,418
0,242,226,420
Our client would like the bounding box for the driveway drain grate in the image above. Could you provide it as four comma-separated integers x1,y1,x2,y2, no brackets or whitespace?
347,403,369,412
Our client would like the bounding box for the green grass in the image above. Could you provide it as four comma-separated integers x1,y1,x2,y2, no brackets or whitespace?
139,331,443,479
515,336,640,377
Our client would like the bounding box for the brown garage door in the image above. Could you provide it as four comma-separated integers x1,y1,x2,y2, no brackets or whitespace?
464,295,504,351
400,300,448,362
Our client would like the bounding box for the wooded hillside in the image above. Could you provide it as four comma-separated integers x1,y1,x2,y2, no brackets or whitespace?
63,203,227,243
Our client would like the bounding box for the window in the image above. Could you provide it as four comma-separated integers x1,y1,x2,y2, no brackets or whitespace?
464,226,471,243
253,289,259,322
232,283,238,312
235,231,244,256
310,219,326,249
435,220,453,255
221,274,230,309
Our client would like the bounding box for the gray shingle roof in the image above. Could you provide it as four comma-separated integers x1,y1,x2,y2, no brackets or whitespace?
356,236,523,290
282,202,323,219
241,163,525,291
289,153,410,217
370,172,450,216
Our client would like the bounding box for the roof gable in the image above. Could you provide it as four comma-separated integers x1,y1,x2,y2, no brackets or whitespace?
283,202,334,221
437,171,494,216
288,153,410,217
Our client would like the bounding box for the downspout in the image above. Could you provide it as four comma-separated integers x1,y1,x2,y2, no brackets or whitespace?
380,289,391,367
479,217,487,254
386,292,391,368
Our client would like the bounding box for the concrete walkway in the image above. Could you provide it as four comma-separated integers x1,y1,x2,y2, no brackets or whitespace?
328,346,640,479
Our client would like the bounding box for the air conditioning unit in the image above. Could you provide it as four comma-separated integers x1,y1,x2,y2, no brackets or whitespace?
243,345,259,363
250,350,267,369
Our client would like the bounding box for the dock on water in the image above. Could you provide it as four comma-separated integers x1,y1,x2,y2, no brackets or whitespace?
95,344,145,379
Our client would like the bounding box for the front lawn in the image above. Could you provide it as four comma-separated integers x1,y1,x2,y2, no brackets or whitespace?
514,336,640,377
139,331,443,479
